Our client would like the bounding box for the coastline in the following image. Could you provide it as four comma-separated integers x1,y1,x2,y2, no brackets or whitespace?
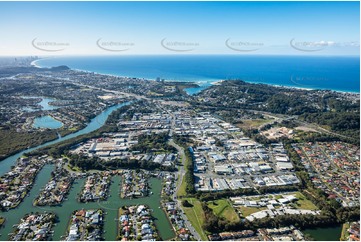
33,56,360,95
30,59,39,68
30,57,57,68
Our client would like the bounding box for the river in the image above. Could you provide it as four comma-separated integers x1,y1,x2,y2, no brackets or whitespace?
0,101,175,240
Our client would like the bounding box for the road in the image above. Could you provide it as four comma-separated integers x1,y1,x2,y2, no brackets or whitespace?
244,110,351,140
168,140,185,198
293,119,351,140
168,139,202,241
74,82,149,100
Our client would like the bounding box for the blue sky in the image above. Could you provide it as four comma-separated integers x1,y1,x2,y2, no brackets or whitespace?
0,1,359,56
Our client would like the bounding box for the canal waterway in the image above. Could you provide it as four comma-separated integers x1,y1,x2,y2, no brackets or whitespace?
0,165,175,240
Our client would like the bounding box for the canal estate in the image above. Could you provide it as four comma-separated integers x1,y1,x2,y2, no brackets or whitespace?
0,164,175,240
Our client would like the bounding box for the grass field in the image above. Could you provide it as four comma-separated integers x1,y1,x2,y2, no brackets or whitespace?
207,199,240,223
340,222,350,241
0,216,5,226
182,198,208,241
177,173,187,197
175,142,191,198
293,192,318,210
238,206,267,217
236,119,273,129
65,163,81,172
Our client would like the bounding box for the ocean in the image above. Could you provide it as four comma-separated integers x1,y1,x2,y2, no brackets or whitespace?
34,55,360,94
